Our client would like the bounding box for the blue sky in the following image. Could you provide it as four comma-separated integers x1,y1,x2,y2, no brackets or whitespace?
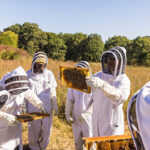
0,0,150,42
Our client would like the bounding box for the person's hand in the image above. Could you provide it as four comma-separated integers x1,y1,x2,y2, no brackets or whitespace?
65,100,74,123
78,112,90,123
0,111,19,126
41,106,48,114
7,115,19,126
86,77,104,89
37,103,48,114
66,115,74,123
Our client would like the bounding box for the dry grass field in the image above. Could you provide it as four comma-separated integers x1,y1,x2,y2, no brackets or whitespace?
0,53,150,149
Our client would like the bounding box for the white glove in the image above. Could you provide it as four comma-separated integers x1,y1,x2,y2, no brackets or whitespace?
78,101,93,123
51,96,58,116
37,103,48,114
66,115,74,123
65,100,74,123
86,77,104,89
78,112,90,123
0,111,19,126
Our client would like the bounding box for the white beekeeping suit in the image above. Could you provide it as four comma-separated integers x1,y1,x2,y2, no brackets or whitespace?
127,82,150,150
27,51,57,150
86,47,130,137
0,66,46,150
65,61,93,150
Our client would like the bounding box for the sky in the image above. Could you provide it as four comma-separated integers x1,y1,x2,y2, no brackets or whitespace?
0,0,150,42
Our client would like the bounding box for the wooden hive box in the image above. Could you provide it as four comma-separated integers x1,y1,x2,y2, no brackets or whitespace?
83,134,137,150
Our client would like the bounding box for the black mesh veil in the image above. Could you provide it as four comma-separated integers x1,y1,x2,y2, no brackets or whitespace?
100,49,123,76
0,87,9,109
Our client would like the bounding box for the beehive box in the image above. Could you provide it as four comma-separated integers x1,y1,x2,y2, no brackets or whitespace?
16,112,50,122
60,66,91,93
83,134,137,150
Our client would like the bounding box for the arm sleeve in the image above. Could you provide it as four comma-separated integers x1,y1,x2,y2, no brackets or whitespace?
101,76,130,105
50,72,57,88
67,88,74,103
49,71,57,98
50,88,56,98
0,110,15,121
24,89,43,107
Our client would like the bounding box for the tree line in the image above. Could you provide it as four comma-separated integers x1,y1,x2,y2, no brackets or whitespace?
0,22,150,66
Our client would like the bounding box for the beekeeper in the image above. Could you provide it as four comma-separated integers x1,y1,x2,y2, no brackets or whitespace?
0,66,47,150
127,82,150,150
86,47,130,137
27,51,58,150
65,61,93,150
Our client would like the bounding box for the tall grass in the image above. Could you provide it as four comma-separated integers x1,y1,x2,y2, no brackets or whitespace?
1,57,150,149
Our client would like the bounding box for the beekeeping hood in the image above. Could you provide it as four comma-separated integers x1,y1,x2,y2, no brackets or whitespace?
135,82,150,150
3,66,29,95
75,61,92,75
113,46,127,74
32,51,48,74
100,47,127,76
0,86,9,109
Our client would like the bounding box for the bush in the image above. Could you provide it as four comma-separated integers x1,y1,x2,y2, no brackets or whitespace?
0,50,19,60
0,31,18,48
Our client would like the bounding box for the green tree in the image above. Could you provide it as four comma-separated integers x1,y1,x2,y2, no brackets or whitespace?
132,36,150,66
4,24,21,35
65,33,87,61
47,37,67,61
0,31,18,48
79,34,104,62
126,40,135,65
105,36,130,50
37,32,48,52
19,22,47,55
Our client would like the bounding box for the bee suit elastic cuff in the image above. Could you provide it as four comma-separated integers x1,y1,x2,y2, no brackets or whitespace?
101,81,125,102
65,100,74,123
0,110,18,126
78,100,93,123
50,88,56,97
50,88,58,115
51,96,58,115
24,89,47,113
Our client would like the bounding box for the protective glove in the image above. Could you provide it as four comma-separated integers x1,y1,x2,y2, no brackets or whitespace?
37,103,48,114
66,115,74,123
65,100,74,123
0,111,19,126
86,77,104,89
78,112,90,123
51,96,58,116
78,101,93,123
